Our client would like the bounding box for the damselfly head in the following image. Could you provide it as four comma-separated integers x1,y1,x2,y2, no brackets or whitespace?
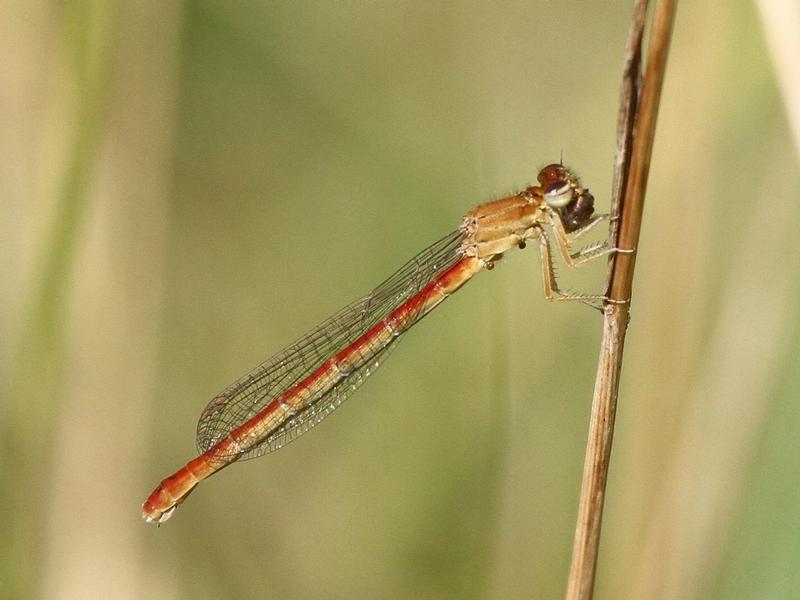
539,164,577,208
537,163,595,233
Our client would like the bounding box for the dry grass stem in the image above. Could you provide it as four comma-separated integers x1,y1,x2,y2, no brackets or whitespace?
564,1,677,599
755,0,800,162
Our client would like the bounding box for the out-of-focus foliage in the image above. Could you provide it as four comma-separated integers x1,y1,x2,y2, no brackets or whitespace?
2,2,798,599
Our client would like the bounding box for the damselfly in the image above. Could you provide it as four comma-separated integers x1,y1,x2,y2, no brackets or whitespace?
143,163,620,524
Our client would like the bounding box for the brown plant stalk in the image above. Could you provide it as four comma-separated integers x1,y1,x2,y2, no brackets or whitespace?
564,1,677,599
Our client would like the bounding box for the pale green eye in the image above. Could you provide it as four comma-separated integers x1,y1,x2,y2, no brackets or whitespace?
543,180,574,208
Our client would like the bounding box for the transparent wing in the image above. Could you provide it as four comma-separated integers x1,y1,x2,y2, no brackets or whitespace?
196,228,466,460
256,333,401,455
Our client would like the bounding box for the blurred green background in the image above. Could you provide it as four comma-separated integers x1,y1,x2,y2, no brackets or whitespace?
2,1,799,599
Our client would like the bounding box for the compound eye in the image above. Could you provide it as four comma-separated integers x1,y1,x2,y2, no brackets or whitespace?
543,180,574,208
537,163,566,185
